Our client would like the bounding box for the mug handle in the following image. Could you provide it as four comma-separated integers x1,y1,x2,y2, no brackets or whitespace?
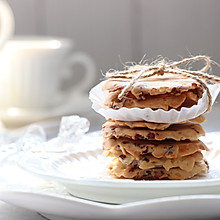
66,52,96,94
0,0,14,49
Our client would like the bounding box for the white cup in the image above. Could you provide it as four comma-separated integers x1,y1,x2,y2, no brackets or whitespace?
0,36,96,110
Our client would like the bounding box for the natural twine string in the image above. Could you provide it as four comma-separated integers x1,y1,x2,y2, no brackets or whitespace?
106,55,220,113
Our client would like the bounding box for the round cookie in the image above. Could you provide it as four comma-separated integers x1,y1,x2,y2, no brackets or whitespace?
103,70,204,110
108,158,208,180
102,121,205,141
107,114,206,130
103,137,208,159
105,150,203,172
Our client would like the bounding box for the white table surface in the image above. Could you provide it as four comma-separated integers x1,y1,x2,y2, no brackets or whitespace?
0,104,219,220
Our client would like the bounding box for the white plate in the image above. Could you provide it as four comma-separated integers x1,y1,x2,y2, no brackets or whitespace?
1,162,220,220
1,157,220,220
17,131,220,203
0,132,220,219
0,93,90,127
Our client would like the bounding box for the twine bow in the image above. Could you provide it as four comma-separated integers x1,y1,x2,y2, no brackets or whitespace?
106,55,220,113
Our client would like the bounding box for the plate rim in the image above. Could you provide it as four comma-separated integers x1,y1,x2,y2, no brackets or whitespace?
2,189,220,219
2,188,220,209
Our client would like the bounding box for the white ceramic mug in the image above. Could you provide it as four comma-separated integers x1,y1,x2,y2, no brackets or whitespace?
0,0,14,49
0,36,96,109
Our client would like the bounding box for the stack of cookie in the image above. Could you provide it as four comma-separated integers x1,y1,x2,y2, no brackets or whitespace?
101,70,209,180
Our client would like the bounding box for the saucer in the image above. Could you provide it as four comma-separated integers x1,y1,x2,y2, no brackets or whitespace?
2,190,220,220
0,93,91,128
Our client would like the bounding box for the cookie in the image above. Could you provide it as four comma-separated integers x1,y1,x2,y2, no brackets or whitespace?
139,152,203,172
103,71,203,110
108,157,208,180
188,114,206,124
106,150,203,172
102,121,205,141
107,114,206,130
104,89,201,110
103,137,208,159
103,70,203,95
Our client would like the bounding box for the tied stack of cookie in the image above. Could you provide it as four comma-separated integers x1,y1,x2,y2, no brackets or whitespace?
90,55,220,180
